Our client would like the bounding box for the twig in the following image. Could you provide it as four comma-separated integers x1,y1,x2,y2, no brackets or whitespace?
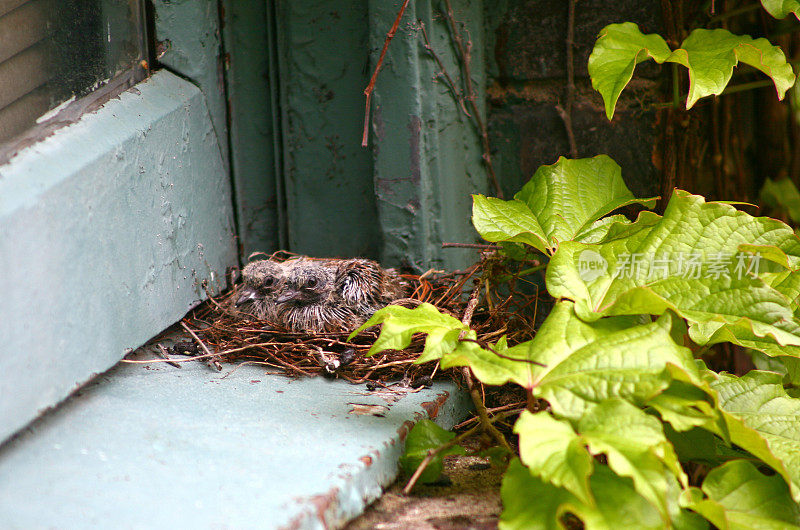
417,20,471,117
458,338,546,367
441,0,503,198
458,283,511,451
181,321,222,371
362,0,412,147
556,0,578,157
402,408,517,493
441,242,497,249
155,345,181,368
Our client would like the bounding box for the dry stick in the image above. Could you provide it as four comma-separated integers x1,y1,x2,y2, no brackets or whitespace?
361,0,412,147
459,283,512,452
418,20,471,117
555,0,578,158
156,344,181,368
441,242,497,250
181,321,222,371
441,0,503,198
402,408,517,494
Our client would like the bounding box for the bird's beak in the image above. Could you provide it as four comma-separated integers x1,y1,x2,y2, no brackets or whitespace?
235,288,260,306
275,289,300,304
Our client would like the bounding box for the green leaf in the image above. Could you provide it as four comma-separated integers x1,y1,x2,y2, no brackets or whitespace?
681,460,800,529
547,189,800,353
466,301,698,418
664,426,747,466
761,0,800,20
666,29,796,109
515,156,657,247
578,400,687,520
647,381,724,434
588,22,672,119
500,459,687,530
472,156,655,255
349,303,470,363
514,411,594,505
471,195,550,254
712,370,800,501
399,419,466,484
761,178,800,223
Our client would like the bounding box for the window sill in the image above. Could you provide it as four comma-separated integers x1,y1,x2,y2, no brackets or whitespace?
0,70,237,443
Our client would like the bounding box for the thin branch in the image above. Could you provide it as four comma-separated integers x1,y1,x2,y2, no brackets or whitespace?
458,337,546,367
181,321,222,371
441,0,503,198
418,20,471,117
362,0,412,147
441,242,497,249
458,283,511,451
557,0,578,158
402,408,517,493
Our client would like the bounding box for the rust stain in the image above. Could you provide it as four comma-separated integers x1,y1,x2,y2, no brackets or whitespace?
360,456,373,467
310,488,339,527
397,420,415,441
420,390,450,420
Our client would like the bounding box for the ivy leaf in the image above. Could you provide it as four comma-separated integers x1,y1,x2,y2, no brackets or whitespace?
578,400,687,520
471,195,550,254
514,156,657,247
761,0,800,20
588,22,672,119
666,29,796,109
681,460,800,529
514,411,594,505
348,303,471,363
547,189,800,352
399,419,466,485
500,460,696,530
472,156,656,255
664,426,747,466
647,381,724,434
761,177,800,223
464,302,696,417
712,370,800,502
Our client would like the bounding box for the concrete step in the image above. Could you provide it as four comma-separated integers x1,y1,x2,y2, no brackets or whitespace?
0,354,470,529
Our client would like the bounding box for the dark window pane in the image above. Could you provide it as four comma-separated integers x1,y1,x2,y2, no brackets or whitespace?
0,0,146,143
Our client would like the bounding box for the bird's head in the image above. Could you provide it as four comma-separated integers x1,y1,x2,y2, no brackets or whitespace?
276,260,334,306
235,260,285,306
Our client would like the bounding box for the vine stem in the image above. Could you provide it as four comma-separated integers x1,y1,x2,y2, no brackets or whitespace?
402,409,516,494
556,0,578,158
361,0,412,147
441,0,503,198
458,283,512,452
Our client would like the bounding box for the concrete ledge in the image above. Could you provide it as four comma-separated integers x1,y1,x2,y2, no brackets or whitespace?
0,359,472,529
0,71,237,443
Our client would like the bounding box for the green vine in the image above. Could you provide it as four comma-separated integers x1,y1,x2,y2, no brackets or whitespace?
356,2,800,528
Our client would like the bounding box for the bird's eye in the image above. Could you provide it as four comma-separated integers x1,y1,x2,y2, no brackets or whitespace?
307,278,318,288
264,277,274,286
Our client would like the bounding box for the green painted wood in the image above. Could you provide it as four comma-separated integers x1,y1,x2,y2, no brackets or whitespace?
0,71,237,444
367,0,489,270
274,0,382,259
153,0,229,171
0,358,471,528
221,0,284,257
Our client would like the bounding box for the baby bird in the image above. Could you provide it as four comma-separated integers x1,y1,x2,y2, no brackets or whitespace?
332,258,407,318
233,259,285,322
275,258,362,333
275,257,406,333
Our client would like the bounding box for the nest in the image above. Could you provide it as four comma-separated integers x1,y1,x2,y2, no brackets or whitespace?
153,250,542,388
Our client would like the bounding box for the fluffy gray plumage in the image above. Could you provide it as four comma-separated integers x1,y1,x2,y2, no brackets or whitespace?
276,257,406,333
233,259,285,322
236,256,406,333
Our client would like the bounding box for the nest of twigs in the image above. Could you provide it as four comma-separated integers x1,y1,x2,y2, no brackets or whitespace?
162,249,542,388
